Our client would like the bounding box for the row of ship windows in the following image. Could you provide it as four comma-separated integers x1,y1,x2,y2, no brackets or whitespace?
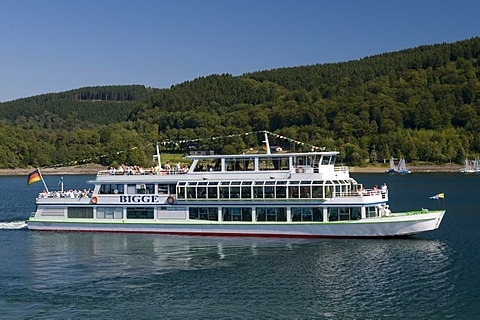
192,155,337,172
98,180,354,197
177,185,339,199
66,206,378,222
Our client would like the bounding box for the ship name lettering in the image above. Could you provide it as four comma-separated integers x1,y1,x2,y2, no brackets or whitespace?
119,195,160,203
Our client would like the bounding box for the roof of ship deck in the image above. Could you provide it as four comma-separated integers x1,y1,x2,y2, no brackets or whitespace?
186,151,339,160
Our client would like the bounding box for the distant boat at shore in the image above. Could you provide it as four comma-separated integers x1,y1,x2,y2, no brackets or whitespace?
385,157,411,174
397,158,411,174
460,158,479,174
385,158,397,174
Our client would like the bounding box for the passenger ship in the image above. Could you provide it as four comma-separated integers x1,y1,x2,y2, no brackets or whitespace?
27,146,445,238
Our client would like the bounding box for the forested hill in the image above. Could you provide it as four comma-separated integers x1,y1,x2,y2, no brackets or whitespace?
0,85,152,128
1,37,480,169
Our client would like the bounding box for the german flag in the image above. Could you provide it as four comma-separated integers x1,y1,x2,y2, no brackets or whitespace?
27,169,41,185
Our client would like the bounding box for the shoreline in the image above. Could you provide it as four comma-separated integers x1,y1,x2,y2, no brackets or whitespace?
0,164,464,176
0,164,106,176
350,164,463,173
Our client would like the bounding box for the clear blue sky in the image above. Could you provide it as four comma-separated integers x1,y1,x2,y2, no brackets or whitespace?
0,0,479,102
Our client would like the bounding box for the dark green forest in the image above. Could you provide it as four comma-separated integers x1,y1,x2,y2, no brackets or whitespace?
1,37,480,169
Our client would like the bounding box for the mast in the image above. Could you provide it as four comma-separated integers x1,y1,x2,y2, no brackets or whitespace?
37,168,49,193
263,132,271,154
155,143,162,173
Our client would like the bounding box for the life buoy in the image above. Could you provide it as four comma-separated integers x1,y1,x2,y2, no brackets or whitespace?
91,196,99,204
166,196,175,205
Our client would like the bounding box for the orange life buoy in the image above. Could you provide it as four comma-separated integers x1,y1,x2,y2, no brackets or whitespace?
91,196,99,204
166,196,175,205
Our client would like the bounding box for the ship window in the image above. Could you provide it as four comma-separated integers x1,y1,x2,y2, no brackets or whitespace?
220,186,229,198
242,181,253,185
255,207,287,222
367,206,377,218
68,207,94,218
225,158,255,171
300,186,311,198
276,185,287,198
128,184,155,194
321,156,331,165
312,185,323,198
253,185,263,198
339,184,347,195
241,186,251,198
351,207,361,220
143,184,155,194
193,158,217,172
264,186,274,198
288,185,299,198
189,207,218,221
276,180,287,185
295,156,306,166
291,207,322,221
325,186,333,198
313,208,323,221
187,186,197,199
271,157,288,170
99,184,124,194
126,207,154,219
177,186,186,199
259,157,289,171
197,186,207,198
207,186,218,198
327,207,362,221
222,207,252,221
339,207,350,221
158,184,169,195
231,186,240,198
97,207,123,219
328,208,338,221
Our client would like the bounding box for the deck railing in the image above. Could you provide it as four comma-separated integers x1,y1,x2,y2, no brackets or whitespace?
335,189,388,199
97,169,187,176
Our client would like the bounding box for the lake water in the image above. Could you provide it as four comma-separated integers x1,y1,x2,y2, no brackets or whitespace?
0,173,479,318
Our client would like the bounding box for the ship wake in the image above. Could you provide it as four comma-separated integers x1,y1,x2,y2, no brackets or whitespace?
0,221,28,230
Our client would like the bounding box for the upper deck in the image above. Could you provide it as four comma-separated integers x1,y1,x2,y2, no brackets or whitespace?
94,151,349,184
38,150,387,205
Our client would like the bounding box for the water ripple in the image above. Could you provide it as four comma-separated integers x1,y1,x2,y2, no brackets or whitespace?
0,230,470,319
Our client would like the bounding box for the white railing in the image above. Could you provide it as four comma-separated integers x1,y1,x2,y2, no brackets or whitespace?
97,169,188,176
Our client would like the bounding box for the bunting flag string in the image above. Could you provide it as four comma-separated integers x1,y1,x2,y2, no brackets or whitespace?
49,143,153,168
47,130,323,168
159,130,323,151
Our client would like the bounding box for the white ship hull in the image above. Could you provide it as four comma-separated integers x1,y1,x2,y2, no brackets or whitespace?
28,210,445,238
